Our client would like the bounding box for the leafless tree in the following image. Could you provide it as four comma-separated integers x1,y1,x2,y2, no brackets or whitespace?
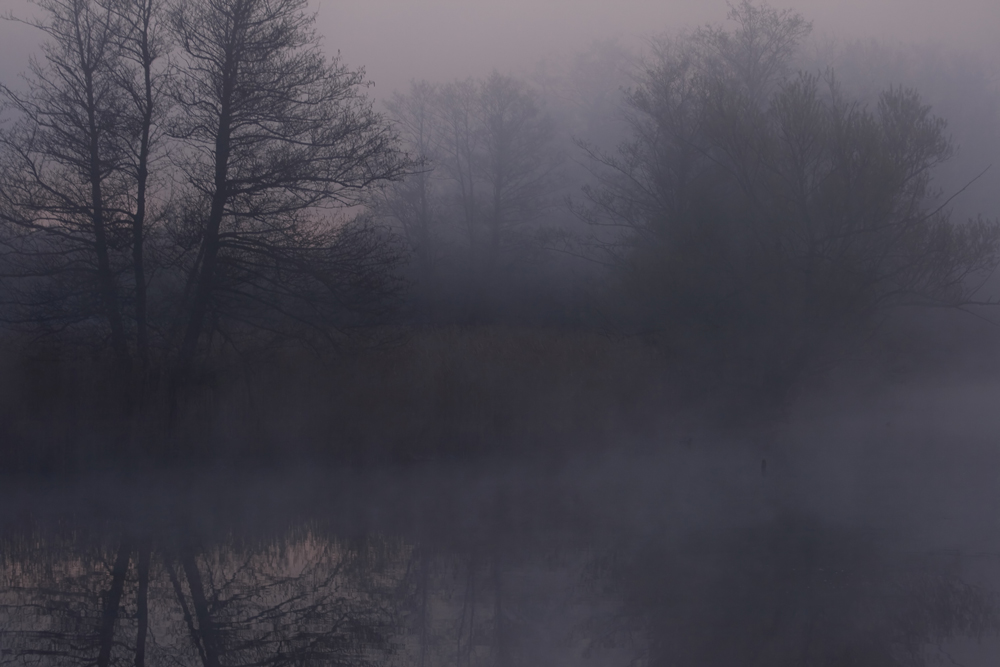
380,74,558,316
0,0,173,419
166,0,411,398
434,79,483,256
580,0,1000,400
378,81,439,283
103,0,171,376
0,0,136,379
477,72,557,276
1,0,412,421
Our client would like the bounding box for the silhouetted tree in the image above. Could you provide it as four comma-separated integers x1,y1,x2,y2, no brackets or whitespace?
1,0,413,424
380,74,558,319
378,82,439,283
581,0,1000,402
477,72,556,278
106,0,171,380
433,79,482,260
166,0,411,398
0,0,145,393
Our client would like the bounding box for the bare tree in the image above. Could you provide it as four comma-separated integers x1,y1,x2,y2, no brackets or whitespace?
581,1,1000,401
379,81,439,282
166,0,410,397
103,0,171,376
0,0,135,376
380,74,558,318
478,72,556,277
697,0,811,105
0,0,174,421
434,79,483,256
1,0,410,424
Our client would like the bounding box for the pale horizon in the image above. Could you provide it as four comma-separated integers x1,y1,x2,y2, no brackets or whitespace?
2,0,997,99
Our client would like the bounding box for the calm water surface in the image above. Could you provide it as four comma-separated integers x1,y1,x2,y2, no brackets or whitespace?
2,440,999,666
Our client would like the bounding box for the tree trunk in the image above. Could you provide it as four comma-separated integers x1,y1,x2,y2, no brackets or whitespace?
134,540,151,667
181,548,223,667
173,69,234,406
96,540,132,667
84,65,132,408
132,16,156,380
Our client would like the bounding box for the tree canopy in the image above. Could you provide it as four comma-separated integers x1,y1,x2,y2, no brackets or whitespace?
0,0,412,414
581,0,1000,401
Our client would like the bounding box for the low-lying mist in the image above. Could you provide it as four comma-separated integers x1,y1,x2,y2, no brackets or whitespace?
5,381,1000,665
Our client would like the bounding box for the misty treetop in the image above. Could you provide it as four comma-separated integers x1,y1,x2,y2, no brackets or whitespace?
575,1,1000,401
366,1,1000,404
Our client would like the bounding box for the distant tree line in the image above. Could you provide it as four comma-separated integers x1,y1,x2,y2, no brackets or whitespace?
373,73,567,323
376,1,1000,403
1,0,998,428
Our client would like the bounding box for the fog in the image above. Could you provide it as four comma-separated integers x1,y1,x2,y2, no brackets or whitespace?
313,0,1000,97
2,0,1000,665
3,0,999,95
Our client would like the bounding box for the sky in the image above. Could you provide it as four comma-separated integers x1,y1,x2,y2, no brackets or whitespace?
312,0,1000,96
1,0,997,99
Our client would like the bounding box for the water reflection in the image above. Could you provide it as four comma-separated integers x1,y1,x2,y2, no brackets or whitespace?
1,458,997,666
2,530,404,667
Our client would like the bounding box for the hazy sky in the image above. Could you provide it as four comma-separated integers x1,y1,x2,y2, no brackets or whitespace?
314,0,1000,95
1,0,997,99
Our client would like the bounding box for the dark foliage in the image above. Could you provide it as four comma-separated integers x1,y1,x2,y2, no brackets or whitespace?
580,1,1000,403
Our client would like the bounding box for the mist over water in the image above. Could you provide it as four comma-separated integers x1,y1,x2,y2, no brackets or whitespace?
2,0,1000,664
5,398,1000,666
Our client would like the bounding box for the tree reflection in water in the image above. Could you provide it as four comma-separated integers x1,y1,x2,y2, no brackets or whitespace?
0,465,998,667
1,529,405,667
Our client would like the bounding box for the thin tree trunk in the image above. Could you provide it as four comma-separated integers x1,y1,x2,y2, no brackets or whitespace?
134,540,151,667
132,10,155,379
181,548,223,667
84,66,133,401
176,127,229,376
419,546,430,667
490,183,502,279
493,554,507,667
96,540,132,667
167,556,208,665
172,71,234,408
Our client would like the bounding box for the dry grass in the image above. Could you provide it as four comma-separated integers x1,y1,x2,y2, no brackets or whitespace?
210,325,678,462
0,326,682,470
4,309,996,471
